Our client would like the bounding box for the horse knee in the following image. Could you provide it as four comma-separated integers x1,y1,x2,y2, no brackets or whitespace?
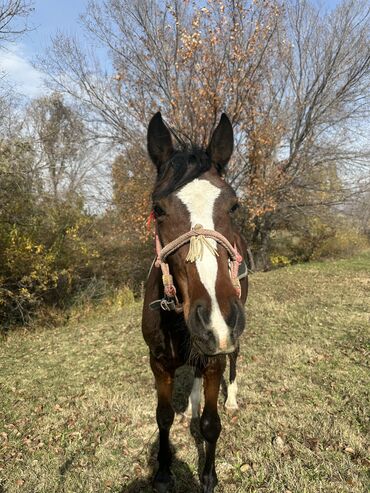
156,404,174,431
200,411,221,443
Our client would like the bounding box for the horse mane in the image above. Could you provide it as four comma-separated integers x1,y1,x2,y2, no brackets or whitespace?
152,147,212,201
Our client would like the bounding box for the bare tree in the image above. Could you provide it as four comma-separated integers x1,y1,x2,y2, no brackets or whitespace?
0,1,34,138
235,0,370,265
27,93,107,203
38,1,278,146
36,0,370,266
0,0,33,44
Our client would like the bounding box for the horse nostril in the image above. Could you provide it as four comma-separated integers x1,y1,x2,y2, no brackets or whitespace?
228,299,245,338
196,304,208,328
204,330,214,342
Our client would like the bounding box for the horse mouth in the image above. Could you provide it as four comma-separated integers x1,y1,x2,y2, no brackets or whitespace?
191,338,235,357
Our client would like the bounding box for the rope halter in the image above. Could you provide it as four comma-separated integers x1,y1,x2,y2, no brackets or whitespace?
155,223,243,299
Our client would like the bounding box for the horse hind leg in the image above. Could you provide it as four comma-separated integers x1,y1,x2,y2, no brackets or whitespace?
225,345,239,411
184,368,202,419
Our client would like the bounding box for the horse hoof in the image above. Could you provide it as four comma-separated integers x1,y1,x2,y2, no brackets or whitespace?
202,473,218,493
225,400,239,411
153,472,174,493
153,482,172,493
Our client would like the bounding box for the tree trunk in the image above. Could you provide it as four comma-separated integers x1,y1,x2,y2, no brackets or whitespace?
251,213,273,271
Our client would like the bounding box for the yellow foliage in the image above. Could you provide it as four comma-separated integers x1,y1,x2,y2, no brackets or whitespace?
0,210,99,326
312,227,369,259
106,286,135,310
270,255,291,267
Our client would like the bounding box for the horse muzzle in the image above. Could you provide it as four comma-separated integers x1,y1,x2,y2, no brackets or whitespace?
187,298,245,356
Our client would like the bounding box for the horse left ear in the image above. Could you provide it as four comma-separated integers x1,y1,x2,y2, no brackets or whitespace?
206,113,234,174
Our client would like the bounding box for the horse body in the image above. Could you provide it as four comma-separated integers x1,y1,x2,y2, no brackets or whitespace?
142,113,248,493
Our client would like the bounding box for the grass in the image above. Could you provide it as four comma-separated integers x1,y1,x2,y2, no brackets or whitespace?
1,252,369,493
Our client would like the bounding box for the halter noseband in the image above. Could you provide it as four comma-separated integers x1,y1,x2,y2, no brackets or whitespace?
154,223,243,306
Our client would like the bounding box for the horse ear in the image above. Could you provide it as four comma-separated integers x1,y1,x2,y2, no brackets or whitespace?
206,113,233,174
147,112,174,171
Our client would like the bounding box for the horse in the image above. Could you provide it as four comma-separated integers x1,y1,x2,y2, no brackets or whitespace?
142,112,248,493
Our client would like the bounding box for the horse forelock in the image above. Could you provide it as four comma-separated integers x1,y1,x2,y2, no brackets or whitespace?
152,148,212,201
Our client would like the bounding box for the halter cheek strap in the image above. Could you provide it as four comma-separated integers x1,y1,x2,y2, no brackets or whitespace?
154,223,243,300
155,234,177,298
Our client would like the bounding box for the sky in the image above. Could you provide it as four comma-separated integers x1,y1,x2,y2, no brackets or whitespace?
0,0,89,98
0,0,342,99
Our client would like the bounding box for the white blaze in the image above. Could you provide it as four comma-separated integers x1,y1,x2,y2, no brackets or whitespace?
177,178,231,350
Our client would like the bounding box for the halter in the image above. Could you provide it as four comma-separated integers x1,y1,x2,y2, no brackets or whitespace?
151,218,243,311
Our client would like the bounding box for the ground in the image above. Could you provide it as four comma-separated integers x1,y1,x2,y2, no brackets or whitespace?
0,253,369,493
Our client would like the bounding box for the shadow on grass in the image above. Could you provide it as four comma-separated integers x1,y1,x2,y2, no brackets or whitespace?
120,436,202,493
56,454,77,493
172,365,196,414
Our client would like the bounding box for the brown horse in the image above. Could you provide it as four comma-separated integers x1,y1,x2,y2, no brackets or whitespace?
142,112,248,493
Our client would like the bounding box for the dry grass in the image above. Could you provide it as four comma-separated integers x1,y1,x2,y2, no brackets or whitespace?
1,252,369,493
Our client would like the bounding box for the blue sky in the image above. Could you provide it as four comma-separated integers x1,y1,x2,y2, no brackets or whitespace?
26,0,89,54
0,0,342,99
0,0,89,98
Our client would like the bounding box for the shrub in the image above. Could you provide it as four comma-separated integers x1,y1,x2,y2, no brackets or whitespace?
0,197,99,328
312,226,369,259
269,215,369,266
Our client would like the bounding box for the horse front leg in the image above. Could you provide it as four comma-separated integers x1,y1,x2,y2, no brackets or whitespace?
200,356,226,493
150,354,175,493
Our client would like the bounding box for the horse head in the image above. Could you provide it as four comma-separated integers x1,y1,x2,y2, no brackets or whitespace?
147,112,246,356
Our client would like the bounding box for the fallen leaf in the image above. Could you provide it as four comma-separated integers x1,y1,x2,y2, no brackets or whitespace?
272,435,285,450
344,447,355,454
240,463,252,474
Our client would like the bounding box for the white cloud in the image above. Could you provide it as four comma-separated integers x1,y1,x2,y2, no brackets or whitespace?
0,44,45,98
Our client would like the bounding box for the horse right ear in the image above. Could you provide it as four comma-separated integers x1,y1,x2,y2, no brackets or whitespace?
147,112,174,171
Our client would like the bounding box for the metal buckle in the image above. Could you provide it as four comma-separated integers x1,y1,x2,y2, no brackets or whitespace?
149,295,183,313
160,298,176,311
149,297,176,311
149,299,162,311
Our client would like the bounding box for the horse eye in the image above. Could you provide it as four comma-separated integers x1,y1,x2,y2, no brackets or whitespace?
229,203,239,214
153,205,165,217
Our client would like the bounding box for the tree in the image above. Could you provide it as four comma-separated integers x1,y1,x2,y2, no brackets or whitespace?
0,94,103,327
0,1,34,136
0,0,33,44
36,0,370,269
0,134,100,327
37,0,280,239
28,93,107,203
234,0,370,266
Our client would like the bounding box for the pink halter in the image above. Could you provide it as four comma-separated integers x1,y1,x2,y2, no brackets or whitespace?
152,221,243,300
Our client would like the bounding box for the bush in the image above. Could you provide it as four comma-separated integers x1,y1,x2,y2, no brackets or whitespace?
312,226,369,259
68,278,136,321
0,195,99,328
269,215,369,266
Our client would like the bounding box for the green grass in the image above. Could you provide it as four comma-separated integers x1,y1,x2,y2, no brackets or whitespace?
1,252,369,493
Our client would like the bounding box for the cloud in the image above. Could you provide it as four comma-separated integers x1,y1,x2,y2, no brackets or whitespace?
0,44,45,98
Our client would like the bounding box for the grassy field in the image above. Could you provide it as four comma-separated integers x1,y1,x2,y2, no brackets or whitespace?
1,253,369,493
